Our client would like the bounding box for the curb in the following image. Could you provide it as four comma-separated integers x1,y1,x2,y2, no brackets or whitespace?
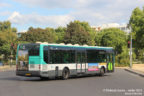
125,69,144,77
0,67,16,72
0,69,15,72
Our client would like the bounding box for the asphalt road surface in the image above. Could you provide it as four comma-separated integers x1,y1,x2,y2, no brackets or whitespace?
0,68,144,96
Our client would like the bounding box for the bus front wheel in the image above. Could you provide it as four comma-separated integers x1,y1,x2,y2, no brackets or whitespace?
99,68,105,76
62,68,70,80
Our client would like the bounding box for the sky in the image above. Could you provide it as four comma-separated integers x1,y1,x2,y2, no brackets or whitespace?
0,0,144,32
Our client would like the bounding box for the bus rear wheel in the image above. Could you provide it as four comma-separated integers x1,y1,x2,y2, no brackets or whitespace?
40,77,49,80
62,68,70,80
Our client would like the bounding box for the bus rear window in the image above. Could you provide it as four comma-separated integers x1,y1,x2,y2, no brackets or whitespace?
28,45,39,56
19,44,40,56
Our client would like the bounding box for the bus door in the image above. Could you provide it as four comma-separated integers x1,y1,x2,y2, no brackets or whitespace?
76,50,86,73
107,53,114,72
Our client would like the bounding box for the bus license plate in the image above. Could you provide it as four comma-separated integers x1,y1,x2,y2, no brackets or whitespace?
25,73,31,76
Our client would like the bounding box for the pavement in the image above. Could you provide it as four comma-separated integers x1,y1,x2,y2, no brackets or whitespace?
1,65,144,77
132,64,144,73
0,65,15,72
125,68,144,77
124,64,144,77
0,68,144,96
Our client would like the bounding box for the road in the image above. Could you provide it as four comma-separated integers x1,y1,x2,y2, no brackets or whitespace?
0,68,144,96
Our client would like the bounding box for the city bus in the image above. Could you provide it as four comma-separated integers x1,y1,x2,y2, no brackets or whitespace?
16,42,115,80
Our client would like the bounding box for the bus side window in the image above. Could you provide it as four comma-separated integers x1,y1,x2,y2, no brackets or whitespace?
50,50,62,64
50,50,55,64
50,50,75,64
81,52,86,63
107,54,110,62
110,54,113,62
63,52,69,63
62,50,75,63
77,52,81,63
43,46,48,64
70,51,75,63
107,54,113,62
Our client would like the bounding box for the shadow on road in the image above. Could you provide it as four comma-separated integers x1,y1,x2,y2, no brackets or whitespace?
0,74,112,82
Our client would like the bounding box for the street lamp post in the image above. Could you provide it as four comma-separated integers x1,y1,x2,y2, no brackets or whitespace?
127,25,132,68
129,27,132,68
10,51,13,67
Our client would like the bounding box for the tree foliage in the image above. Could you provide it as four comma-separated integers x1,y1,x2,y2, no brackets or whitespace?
0,21,17,61
95,28,127,54
129,7,144,49
129,7,144,61
0,21,11,32
55,27,66,43
19,27,58,43
64,20,95,45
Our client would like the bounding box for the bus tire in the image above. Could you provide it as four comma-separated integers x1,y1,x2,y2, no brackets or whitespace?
40,77,49,80
62,68,70,80
99,67,105,76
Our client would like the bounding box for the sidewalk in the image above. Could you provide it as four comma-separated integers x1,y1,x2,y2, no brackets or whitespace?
132,64,144,73
0,65,16,72
125,64,144,77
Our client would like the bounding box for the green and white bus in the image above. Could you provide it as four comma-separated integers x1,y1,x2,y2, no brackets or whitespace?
16,42,115,79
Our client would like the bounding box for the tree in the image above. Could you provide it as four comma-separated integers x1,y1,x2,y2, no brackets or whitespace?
19,27,58,43
73,21,96,45
55,27,66,43
11,27,17,33
129,7,144,49
0,21,11,32
95,28,129,66
95,28,127,54
0,21,17,61
129,7,144,61
64,20,95,45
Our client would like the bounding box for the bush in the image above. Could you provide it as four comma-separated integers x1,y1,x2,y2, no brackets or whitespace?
115,47,137,67
137,49,144,62
115,47,130,67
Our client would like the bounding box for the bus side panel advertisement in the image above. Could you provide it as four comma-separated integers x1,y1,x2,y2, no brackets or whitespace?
88,63,99,71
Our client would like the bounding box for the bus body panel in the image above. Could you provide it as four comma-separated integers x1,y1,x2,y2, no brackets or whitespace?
29,56,41,71
39,63,104,78
16,43,115,78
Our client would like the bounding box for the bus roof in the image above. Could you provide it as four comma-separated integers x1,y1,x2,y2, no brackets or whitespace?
36,42,114,50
